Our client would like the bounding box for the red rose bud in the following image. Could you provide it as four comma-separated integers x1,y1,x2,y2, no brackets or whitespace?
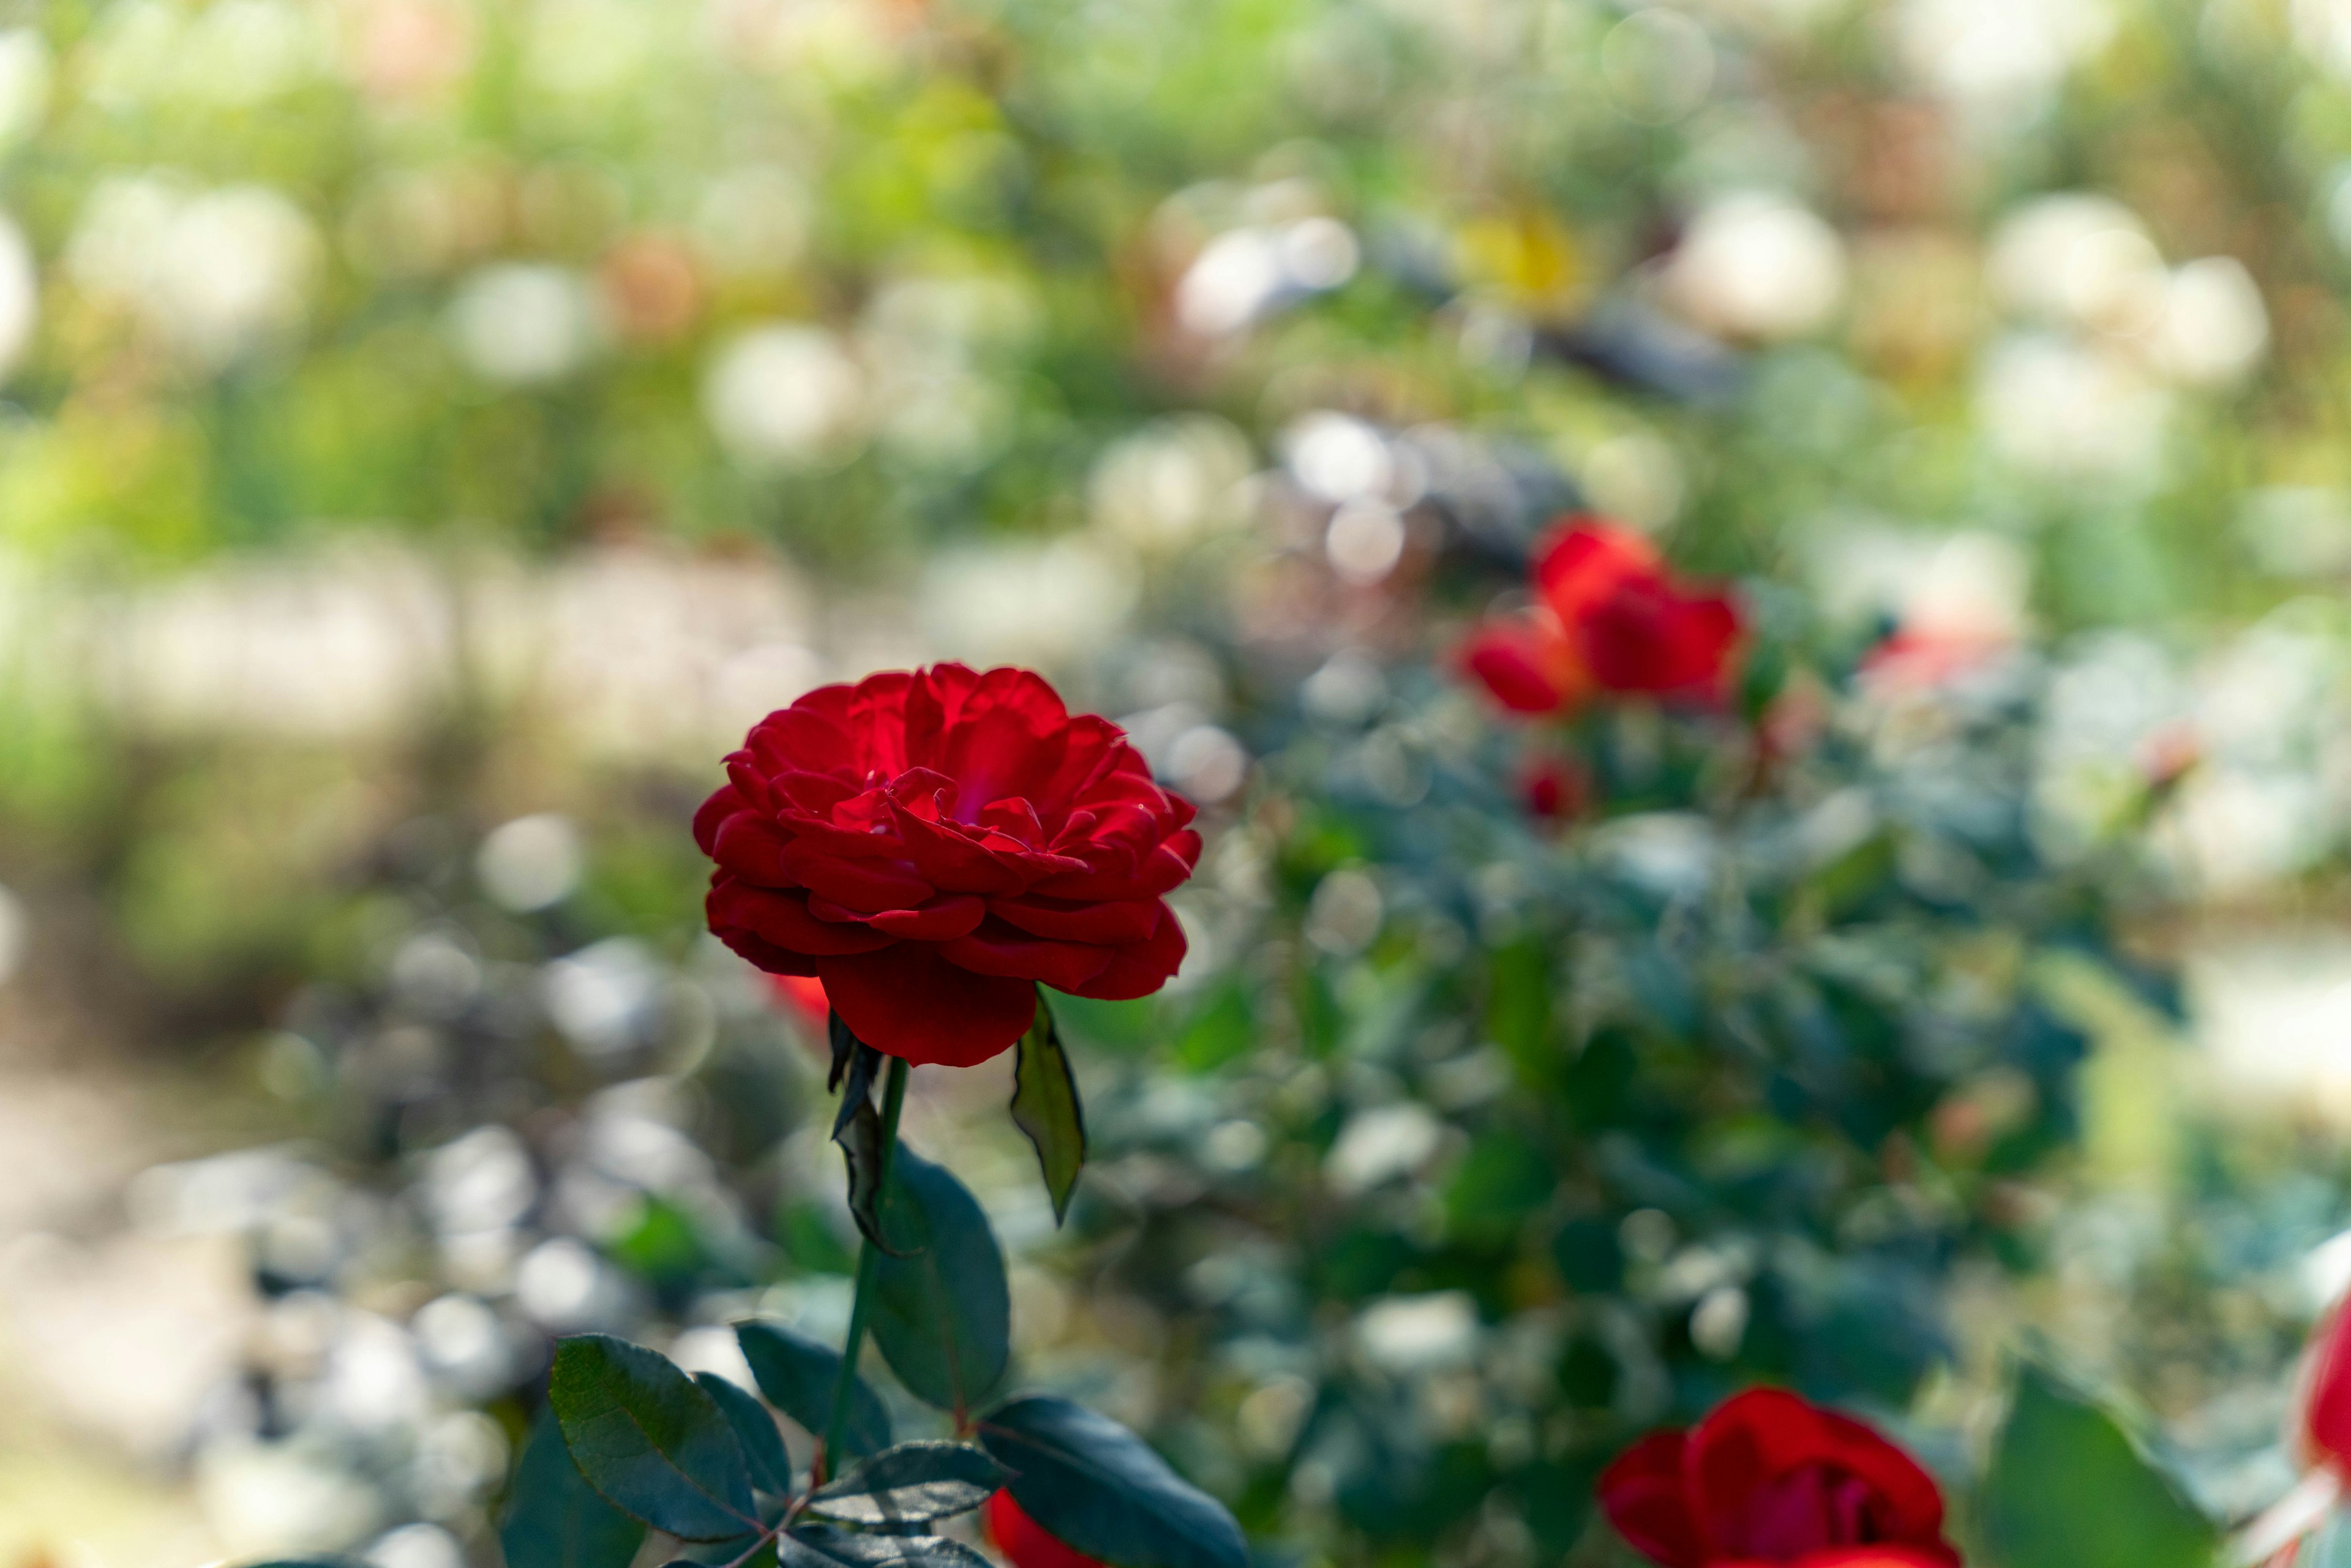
698,664,1200,1068
986,1488,1105,1568
1461,518,1741,716
1598,1387,1959,1568
1522,753,1588,822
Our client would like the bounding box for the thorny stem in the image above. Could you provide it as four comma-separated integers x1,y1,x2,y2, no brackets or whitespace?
819,1053,910,1483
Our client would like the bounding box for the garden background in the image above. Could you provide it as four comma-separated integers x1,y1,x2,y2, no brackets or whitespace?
5,0,2351,1562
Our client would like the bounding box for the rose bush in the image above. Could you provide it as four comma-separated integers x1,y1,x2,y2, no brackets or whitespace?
1599,1389,1960,1568
1462,517,1742,714
696,663,1200,1065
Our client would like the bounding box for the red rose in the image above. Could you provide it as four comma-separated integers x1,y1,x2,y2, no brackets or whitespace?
1461,518,1741,715
1521,752,1589,822
985,1488,1103,1568
2303,1299,2351,1477
1599,1388,1959,1568
696,664,1200,1067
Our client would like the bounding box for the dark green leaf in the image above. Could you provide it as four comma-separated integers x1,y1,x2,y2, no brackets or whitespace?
1010,995,1087,1225
836,1096,909,1255
736,1319,892,1460
805,1440,1007,1529
1981,1360,2216,1568
977,1394,1248,1568
502,1408,648,1568
697,1373,795,1496
869,1145,1011,1417
828,1010,859,1092
549,1334,759,1540
781,1526,991,1568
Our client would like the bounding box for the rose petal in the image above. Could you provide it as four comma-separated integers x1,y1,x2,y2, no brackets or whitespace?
693,786,746,856
711,814,798,887
708,879,897,957
1597,1431,1707,1568
986,1488,1105,1568
778,840,936,912
941,918,1116,991
989,892,1163,945
817,945,1037,1067
1057,903,1187,1000
810,893,987,941
1463,622,1577,715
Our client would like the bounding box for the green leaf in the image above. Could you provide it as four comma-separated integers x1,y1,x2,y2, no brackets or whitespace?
549,1335,760,1541
869,1145,1011,1417
805,1440,1007,1529
1176,981,1255,1073
501,1409,648,1568
977,1394,1248,1568
736,1319,892,1460
696,1373,795,1496
833,1039,899,1252
781,1526,992,1568
1011,994,1087,1225
1981,1360,2216,1568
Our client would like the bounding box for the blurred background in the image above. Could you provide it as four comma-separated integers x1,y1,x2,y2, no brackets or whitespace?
10,0,2351,1562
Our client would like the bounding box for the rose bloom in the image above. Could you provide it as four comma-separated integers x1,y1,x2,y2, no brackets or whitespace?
696,664,1199,1067
1463,518,1741,715
986,1488,1102,1568
1599,1388,1960,1568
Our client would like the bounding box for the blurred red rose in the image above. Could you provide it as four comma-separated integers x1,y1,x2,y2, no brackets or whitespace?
767,973,831,1033
1462,518,1741,716
1599,1388,1959,1568
697,664,1199,1068
2303,1299,2351,1477
1521,752,1588,822
985,1488,1103,1568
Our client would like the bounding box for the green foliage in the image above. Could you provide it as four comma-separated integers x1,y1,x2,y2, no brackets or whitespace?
1011,994,1089,1225
736,1321,893,1462
697,1373,797,1498
501,1411,648,1568
869,1144,1012,1417
804,1441,1008,1529
1980,1361,2218,1568
776,1526,992,1568
548,1335,760,1541
978,1394,1251,1568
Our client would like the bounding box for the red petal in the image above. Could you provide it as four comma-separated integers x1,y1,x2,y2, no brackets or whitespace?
985,1489,1106,1568
989,893,1164,945
1056,902,1187,1000
778,840,935,912
1685,1389,1947,1558
817,946,1036,1067
744,705,855,776
888,801,1029,894
711,814,798,887
1463,623,1576,715
812,893,987,941
846,670,915,777
708,879,896,957
940,918,1116,991
710,921,822,978
1534,517,1662,619
2311,1302,2351,1474
693,786,746,856
1597,1431,1707,1568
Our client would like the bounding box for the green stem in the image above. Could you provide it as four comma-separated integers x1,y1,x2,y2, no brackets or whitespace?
820,1052,909,1482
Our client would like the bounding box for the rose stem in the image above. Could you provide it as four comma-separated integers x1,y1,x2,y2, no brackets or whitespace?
820,1052,909,1484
